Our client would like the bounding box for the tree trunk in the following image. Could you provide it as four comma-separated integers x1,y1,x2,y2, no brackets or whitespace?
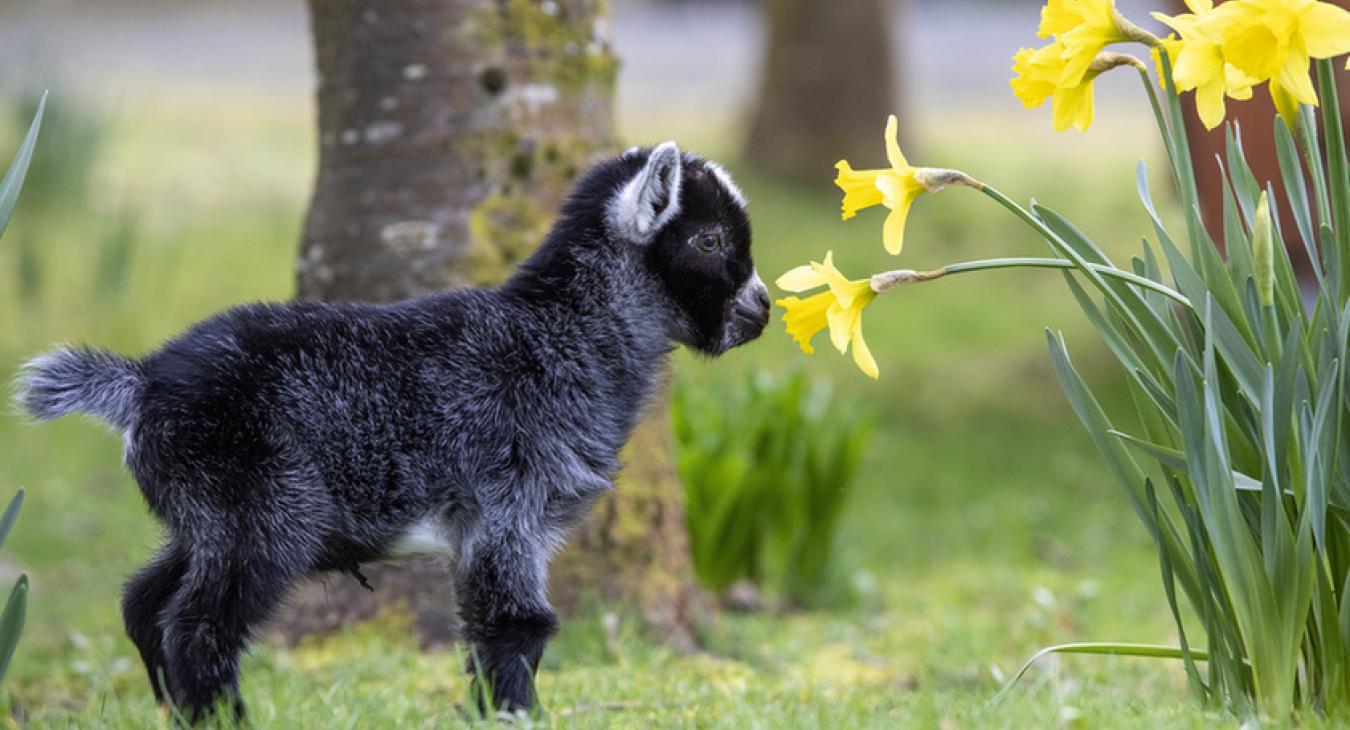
272,0,704,651
743,0,901,184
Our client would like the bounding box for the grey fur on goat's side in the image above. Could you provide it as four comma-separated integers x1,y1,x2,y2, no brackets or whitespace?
13,143,769,721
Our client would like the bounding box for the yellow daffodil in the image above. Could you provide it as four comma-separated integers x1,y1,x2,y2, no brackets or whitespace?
1155,0,1350,128
1220,0,1350,106
834,115,927,255
775,252,879,380
1012,41,1101,131
1015,1,1157,132
1013,44,1144,131
1039,0,1132,86
1153,7,1258,128
1012,44,1062,109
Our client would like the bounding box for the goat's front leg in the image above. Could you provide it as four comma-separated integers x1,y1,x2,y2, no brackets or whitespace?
456,526,558,714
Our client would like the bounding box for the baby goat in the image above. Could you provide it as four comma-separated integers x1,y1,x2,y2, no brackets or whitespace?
15,142,768,720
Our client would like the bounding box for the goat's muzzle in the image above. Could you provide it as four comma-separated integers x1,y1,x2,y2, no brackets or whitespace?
722,272,770,351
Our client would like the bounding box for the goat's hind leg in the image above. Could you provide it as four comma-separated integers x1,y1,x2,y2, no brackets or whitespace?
122,543,188,704
160,521,313,722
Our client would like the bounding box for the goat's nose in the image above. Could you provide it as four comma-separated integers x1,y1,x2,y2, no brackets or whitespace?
747,274,771,326
754,282,770,313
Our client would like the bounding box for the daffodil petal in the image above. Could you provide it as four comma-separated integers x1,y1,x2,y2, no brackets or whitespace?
1173,43,1224,91
1057,45,1098,88
1270,79,1301,129
815,251,858,308
1196,77,1228,129
775,264,828,293
1302,2,1350,59
884,115,909,171
1039,0,1081,38
1052,80,1095,132
826,302,854,354
1275,48,1318,106
1151,11,1175,30
882,201,911,256
877,172,924,209
849,314,879,380
1183,0,1212,13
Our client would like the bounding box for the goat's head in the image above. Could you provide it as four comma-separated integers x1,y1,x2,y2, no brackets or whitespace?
603,142,768,355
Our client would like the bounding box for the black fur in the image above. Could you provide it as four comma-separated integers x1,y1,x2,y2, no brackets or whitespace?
14,144,767,720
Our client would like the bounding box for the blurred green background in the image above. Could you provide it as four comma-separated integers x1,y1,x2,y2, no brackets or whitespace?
0,0,1255,727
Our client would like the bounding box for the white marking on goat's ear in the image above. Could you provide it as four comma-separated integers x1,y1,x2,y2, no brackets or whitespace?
607,140,683,244
703,160,747,209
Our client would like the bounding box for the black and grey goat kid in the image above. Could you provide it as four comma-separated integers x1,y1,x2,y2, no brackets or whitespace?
14,143,768,720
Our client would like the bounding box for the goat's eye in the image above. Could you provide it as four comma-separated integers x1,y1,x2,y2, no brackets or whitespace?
693,232,723,253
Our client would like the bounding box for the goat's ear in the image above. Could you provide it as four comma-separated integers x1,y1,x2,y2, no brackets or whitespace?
606,141,683,244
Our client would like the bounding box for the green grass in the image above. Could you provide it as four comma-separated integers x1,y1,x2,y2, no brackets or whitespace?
0,96,1277,727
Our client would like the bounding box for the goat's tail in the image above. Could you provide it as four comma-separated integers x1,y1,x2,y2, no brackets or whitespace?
13,346,145,431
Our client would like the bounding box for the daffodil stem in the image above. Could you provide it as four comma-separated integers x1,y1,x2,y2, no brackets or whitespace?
1316,59,1350,297
1137,67,1180,195
1156,52,1208,255
977,184,1193,316
939,258,1191,306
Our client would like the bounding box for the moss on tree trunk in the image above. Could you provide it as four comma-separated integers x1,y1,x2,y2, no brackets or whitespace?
272,0,704,650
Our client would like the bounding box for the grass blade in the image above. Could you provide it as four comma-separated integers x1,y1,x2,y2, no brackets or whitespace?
0,575,27,685
0,491,23,553
0,91,46,239
992,643,1209,707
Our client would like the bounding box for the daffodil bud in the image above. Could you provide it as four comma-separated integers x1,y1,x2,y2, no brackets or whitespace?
1252,191,1275,308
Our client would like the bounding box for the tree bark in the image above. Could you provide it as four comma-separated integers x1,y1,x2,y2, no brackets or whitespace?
743,0,901,184
272,0,704,651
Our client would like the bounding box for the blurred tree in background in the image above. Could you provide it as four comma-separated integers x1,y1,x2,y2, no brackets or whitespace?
744,0,901,183
274,0,704,651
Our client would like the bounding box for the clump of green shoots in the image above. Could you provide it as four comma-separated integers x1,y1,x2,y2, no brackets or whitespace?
978,60,1350,719
771,0,1349,711
672,371,872,608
